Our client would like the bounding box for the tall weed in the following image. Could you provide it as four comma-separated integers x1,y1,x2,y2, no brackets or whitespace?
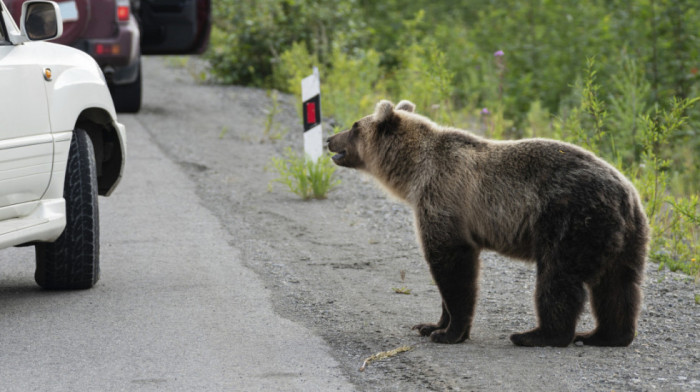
212,1,700,275
390,12,456,124
275,42,318,121
554,59,699,275
633,98,700,275
323,47,383,129
269,148,340,200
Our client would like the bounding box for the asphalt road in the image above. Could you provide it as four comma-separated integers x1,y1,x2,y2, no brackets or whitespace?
0,95,352,391
2,56,697,392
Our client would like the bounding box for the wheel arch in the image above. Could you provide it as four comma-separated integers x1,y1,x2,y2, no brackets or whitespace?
75,108,126,196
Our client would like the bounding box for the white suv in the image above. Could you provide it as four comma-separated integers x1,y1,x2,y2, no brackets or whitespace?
0,1,126,289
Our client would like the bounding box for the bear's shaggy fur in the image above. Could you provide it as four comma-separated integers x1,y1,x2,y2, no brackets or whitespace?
327,100,649,347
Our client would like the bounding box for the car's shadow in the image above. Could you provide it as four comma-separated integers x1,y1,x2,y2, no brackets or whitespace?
0,247,86,302
0,282,80,300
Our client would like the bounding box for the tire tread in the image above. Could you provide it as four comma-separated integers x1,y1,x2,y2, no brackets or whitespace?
35,128,100,290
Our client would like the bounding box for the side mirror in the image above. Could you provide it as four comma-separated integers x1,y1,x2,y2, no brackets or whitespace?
20,1,63,41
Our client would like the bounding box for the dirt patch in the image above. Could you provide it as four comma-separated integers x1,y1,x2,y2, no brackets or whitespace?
140,56,699,391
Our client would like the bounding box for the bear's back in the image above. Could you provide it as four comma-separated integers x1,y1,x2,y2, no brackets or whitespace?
436,133,645,260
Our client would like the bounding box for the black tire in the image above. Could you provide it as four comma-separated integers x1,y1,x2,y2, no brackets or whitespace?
35,128,100,290
110,61,142,113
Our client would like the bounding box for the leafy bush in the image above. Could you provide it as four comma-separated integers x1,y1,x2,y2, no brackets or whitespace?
211,0,699,274
556,60,699,276
633,98,700,276
323,47,384,129
269,148,340,200
207,0,358,87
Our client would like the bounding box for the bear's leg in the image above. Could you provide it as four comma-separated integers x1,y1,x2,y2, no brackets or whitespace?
412,302,449,337
575,264,642,346
510,268,585,347
422,244,480,344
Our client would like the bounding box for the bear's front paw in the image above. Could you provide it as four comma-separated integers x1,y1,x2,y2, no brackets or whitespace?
412,323,442,337
429,329,468,344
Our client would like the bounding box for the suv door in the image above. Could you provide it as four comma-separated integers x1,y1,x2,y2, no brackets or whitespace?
0,13,52,214
137,0,210,55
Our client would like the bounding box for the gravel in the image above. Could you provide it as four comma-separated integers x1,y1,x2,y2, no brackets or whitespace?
141,56,699,391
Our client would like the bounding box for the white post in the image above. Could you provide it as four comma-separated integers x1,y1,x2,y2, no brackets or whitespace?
301,67,323,162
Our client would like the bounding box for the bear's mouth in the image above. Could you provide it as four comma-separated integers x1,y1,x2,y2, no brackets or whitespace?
331,150,346,163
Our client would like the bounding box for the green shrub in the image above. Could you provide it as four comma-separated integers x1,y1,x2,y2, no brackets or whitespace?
269,148,340,200
523,100,551,139
275,43,385,131
263,90,286,142
274,41,317,100
323,47,384,129
633,98,700,275
554,59,699,275
388,11,455,124
210,0,700,274
207,0,357,87
607,54,651,165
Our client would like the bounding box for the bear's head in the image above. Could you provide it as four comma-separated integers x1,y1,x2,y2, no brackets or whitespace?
327,99,417,171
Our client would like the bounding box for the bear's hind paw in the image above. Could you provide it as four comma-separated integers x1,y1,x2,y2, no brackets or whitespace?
510,329,573,347
574,331,634,347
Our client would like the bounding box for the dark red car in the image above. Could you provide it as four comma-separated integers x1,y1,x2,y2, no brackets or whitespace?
6,0,211,113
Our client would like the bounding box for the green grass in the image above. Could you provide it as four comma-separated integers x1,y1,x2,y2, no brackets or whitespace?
211,0,700,278
262,90,286,142
392,287,412,295
269,148,340,200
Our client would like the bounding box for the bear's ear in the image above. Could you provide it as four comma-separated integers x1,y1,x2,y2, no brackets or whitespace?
374,100,394,123
396,100,416,113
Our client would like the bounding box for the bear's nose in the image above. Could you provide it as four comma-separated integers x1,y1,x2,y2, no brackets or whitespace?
326,136,336,152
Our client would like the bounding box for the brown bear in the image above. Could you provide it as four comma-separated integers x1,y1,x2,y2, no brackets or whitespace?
327,100,649,347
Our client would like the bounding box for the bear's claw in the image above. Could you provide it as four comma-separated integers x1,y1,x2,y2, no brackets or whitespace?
412,323,441,337
429,330,468,344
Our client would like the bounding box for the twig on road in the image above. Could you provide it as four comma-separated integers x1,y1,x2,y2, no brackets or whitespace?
359,345,413,372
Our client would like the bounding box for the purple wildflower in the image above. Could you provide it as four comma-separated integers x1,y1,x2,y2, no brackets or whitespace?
481,108,490,115
494,50,504,57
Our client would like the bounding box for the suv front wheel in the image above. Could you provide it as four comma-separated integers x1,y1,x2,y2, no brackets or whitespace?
35,128,100,290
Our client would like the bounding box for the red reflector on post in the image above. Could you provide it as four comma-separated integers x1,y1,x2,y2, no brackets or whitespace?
306,102,317,124
117,6,129,21
302,94,321,131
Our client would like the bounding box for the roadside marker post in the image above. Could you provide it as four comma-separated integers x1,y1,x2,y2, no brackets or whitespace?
301,67,323,162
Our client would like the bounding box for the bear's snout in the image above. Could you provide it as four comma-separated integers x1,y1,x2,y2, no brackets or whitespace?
326,132,357,168
327,136,346,164
326,135,340,153
326,134,342,150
